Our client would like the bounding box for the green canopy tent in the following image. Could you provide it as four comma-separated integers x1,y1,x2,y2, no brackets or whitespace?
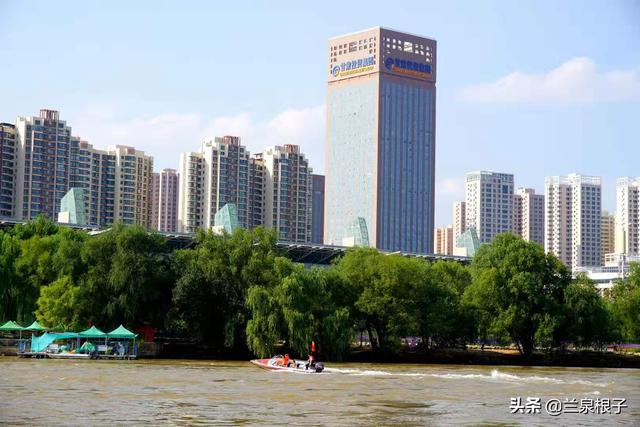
0,320,24,331
78,325,107,349
1,321,25,352
107,325,138,357
24,321,47,332
106,325,137,339
78,326,106,338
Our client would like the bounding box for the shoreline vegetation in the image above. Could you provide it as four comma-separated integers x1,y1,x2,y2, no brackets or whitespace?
1,217,639,368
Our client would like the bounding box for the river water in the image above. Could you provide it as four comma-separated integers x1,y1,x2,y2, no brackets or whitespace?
1,358,638,425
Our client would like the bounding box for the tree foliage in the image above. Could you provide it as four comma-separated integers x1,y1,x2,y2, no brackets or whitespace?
464,233,571,358
35,276,82,331
0,218,631,360
608,263,640,341
171,227,285,349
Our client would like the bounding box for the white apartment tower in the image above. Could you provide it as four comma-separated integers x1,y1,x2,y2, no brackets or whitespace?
177,136,250,233
465,171,514,244
615,177,640,256
513,188,545,245
177,151,205,233
545,174,601,270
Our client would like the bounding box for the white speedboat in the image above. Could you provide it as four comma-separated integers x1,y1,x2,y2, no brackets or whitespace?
250,356,325,373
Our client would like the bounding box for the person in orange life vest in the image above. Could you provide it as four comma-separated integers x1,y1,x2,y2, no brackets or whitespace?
281,353,290,367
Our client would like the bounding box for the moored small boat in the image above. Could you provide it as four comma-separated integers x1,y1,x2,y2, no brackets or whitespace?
46,352,91,360
251,356,325,373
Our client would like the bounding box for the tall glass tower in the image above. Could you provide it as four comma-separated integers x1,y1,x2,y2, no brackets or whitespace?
325,27,437,253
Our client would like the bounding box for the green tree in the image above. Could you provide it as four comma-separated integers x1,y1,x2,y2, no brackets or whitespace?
417,261,474,348
276,267,353,360
609,263,640,341
335,248,418,354
0,231,22,321
80,224,172,328
35,276,81,330
563,274,613,349
172,227,285,349
464,233,571,358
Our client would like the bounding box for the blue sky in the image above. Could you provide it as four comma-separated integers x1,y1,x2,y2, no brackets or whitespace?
1,0,638,226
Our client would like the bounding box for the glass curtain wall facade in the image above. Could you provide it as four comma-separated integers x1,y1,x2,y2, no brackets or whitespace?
325,27,437,254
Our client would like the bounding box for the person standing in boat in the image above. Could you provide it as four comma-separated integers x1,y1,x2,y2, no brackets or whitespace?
305,341,317,370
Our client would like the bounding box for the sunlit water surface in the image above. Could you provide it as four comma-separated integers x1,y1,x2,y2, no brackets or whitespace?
1,358,638,425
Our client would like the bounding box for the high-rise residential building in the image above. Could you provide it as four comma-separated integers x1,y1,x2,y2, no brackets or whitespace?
14,109,74,220
452,201,466,243
262,145,312,243
11,109,151,228
248,156,265,230
177,151,204,233
615,177,640,256
311,174,325,244
465,171,514,244
513,188,545,245
178,136,250,233
0,123,16,218
151,168,179,232
325,27,437,253
434,225,454,255
86,145,116,227
545,174,601,270
202,136,249,229
601,211,615,265
151,173,160,230
109,145,153,227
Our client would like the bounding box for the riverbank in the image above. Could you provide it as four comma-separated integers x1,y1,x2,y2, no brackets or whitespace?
4,342,639,368
347,347,640,369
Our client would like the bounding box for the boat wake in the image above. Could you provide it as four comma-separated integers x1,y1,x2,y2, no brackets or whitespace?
323,367,610,387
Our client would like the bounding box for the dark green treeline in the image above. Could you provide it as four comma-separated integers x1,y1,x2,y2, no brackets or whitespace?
1,217,639,359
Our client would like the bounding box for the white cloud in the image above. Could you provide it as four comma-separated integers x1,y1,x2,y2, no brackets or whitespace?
460,57,640,104
70,105,326,174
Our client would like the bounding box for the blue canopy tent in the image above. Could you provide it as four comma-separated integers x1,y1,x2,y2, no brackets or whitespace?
31,332,79,352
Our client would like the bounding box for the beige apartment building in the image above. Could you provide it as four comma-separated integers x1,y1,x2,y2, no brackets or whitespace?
452,201,466,242
545,174,601,270
12,109,152,228
110,145,153,228
513,188,545,245
262,145,312,243
615,177,640,256
601,211,615,264
434,225,454,255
